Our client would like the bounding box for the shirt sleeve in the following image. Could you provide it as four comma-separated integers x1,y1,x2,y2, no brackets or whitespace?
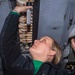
1,12,21,69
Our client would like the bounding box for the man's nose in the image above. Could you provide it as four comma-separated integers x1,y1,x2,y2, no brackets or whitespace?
34,40,39,45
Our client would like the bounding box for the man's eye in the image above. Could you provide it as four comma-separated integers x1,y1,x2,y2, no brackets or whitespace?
42,39,46,42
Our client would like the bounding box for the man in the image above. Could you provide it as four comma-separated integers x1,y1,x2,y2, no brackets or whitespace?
1,5,75,75
63,25,75,74
63,25,75,62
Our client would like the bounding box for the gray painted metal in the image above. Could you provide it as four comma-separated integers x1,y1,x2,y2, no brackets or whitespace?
0,0,10,33
38,0,68,48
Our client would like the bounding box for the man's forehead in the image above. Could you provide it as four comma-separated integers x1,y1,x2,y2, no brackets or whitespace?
41,36,54,43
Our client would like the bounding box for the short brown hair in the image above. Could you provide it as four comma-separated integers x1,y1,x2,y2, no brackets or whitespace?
52,39,62,64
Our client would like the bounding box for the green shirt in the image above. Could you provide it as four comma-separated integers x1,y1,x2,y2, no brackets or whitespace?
10,11,20,15
32,60,43,75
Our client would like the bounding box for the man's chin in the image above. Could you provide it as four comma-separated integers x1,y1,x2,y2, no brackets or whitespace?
29,47,33,51
29,47,35,53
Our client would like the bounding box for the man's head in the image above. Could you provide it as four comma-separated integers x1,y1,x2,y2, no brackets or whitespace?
29,36,62,64
68,25,75,51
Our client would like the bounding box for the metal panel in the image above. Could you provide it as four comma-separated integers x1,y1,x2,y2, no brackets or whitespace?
37,0,68,48
0,0,10,33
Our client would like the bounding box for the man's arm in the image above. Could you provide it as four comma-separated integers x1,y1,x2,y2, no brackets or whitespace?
1,12,21,68
1,6,32,69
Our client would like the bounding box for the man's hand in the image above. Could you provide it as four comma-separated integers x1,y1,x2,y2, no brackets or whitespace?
13,6,32,13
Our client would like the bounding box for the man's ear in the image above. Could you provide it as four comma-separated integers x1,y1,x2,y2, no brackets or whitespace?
74,38,75,42
71,38,75,51
71,38,75,44
48,50,56,56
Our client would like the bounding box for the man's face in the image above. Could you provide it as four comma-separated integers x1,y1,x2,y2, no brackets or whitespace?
29,36,56,62
71,38,75,51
